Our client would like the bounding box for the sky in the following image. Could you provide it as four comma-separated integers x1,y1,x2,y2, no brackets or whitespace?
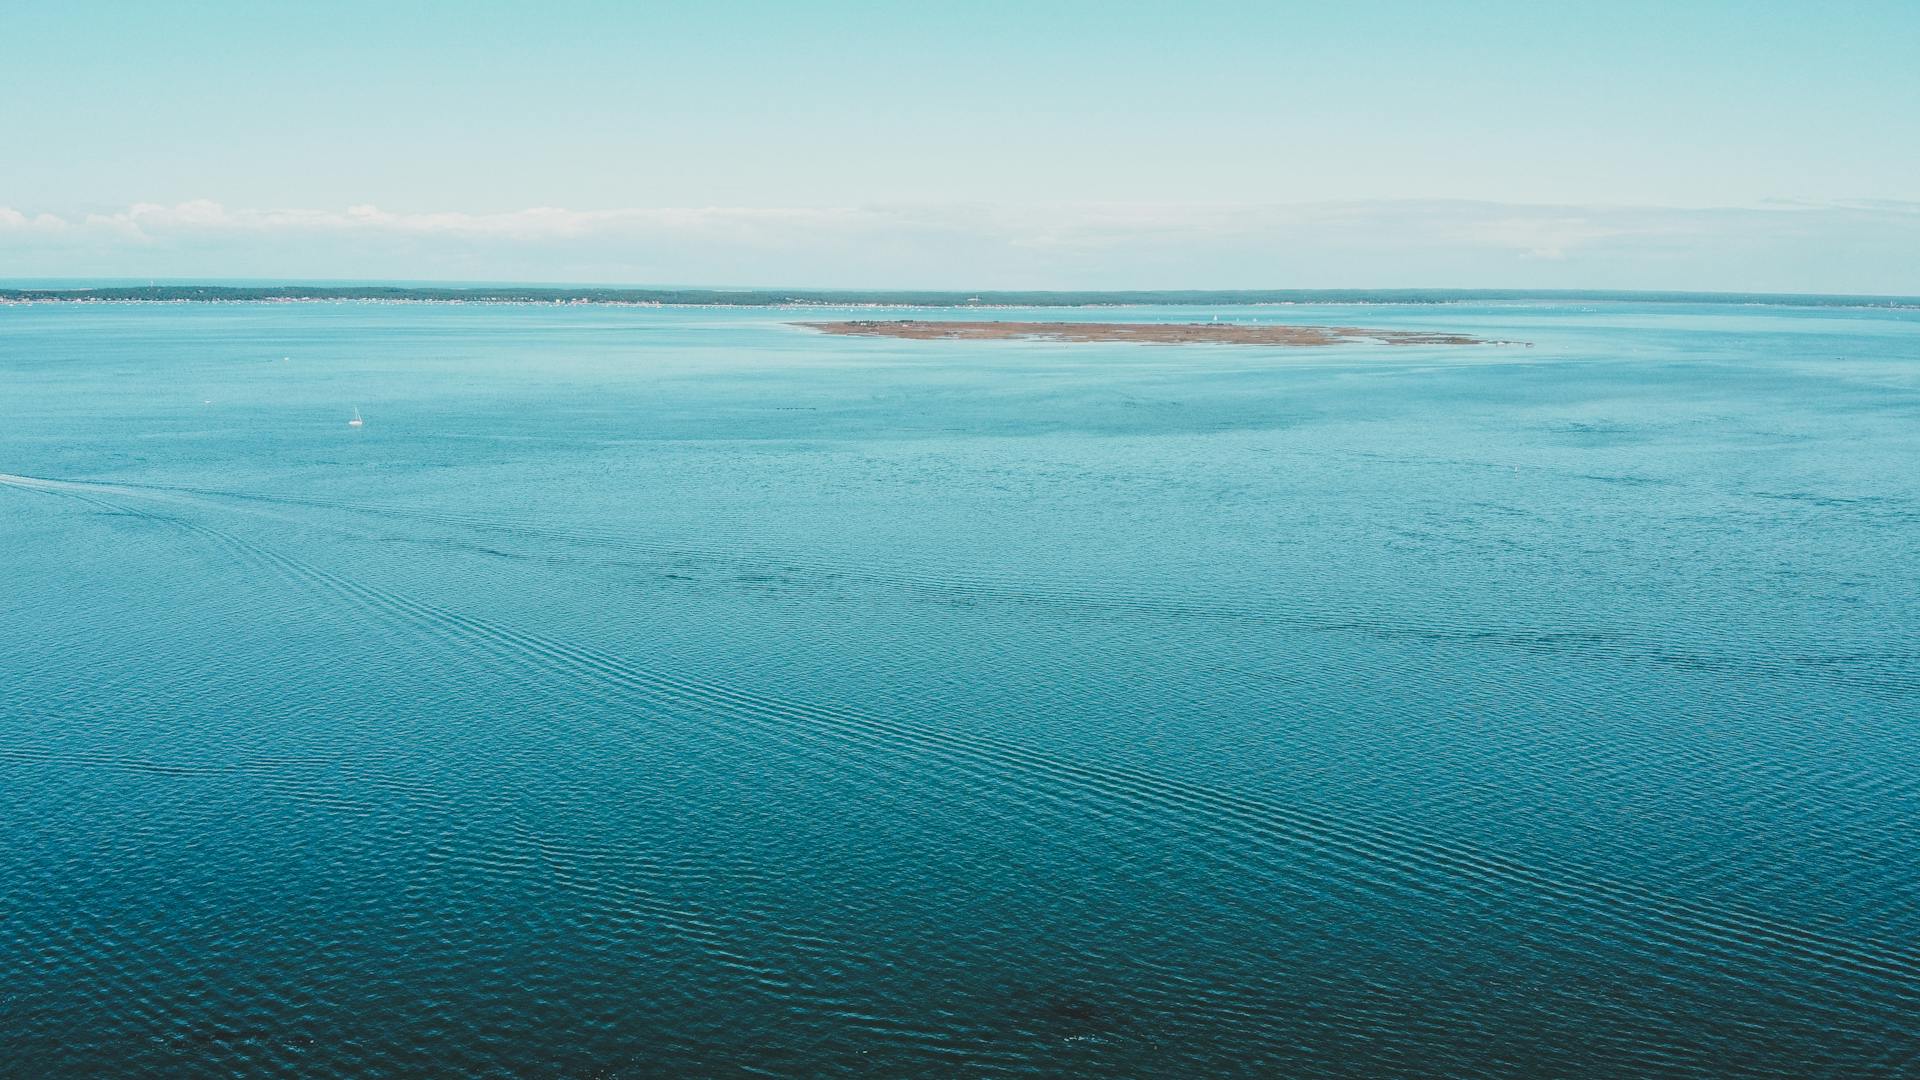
3,1,1917,291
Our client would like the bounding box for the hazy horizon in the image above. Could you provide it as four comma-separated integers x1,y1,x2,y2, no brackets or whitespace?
5,199,1919,294
6,279,1920,304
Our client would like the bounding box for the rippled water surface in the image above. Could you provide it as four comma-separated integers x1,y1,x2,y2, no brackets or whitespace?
3,300,1918,1077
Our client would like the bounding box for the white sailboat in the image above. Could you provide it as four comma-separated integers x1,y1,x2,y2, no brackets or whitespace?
348,408,364,428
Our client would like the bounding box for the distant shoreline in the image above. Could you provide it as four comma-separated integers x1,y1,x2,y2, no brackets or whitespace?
802,319,1511,347
1,286,1916,309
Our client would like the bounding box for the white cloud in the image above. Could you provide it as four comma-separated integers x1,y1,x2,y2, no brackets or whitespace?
21,201,880,242
3,199,1918,293
0,208,71,234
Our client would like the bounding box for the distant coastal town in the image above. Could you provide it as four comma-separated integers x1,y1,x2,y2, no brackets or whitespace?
2,286,1915,308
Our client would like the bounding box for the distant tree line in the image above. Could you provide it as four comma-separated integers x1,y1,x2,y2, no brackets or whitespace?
1,286,1913,308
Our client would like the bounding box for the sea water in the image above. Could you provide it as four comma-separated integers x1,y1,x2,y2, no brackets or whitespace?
2,299,1917,1076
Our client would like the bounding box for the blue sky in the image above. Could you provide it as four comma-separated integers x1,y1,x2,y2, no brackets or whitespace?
3,1,1917,290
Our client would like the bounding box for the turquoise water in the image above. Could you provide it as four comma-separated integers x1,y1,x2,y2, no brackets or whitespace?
3,300,1918,1076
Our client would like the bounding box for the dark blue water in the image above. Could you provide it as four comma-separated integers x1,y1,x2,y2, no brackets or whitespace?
3,300,1917,1077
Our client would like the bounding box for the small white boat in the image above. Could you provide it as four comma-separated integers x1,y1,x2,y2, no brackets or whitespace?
348,408,364,428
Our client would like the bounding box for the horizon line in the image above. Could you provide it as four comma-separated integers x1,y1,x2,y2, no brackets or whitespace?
3,282,1919,307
